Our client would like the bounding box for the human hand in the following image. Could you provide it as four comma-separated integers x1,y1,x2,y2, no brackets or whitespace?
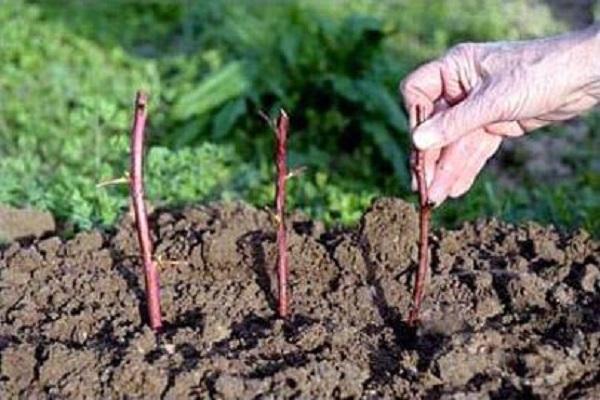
401,25,600,205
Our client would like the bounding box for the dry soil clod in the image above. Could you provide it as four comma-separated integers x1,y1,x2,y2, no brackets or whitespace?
130,90,162,331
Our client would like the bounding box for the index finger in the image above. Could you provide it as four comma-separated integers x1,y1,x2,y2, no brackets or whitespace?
400,60,445,129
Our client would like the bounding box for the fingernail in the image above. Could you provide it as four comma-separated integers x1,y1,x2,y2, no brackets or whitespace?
425,170,434,188
413,126,439,150
428,184,447,206
411,175,417,192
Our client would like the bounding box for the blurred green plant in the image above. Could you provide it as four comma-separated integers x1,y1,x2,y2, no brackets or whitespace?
0,0,154,227
1,0,596,236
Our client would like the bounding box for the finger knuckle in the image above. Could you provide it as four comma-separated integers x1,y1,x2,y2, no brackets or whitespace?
437,162,451,174
399,77,409,96
448,42,477,59
399,73,417,98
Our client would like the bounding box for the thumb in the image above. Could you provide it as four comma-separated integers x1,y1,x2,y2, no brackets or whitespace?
413,84,503,150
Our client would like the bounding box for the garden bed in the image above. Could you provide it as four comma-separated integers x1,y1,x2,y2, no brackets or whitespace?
0,198,598,398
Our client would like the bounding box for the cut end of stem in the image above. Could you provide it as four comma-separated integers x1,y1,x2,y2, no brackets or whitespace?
135,90,148,108
278,108,288,121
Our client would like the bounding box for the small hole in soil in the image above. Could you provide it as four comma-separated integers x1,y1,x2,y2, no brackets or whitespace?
518,239,536,260
285,378,297,389
392,321,419,347
163,307,204,332
363,323,381,336
513,356,528,377
490,378,536,400
542,316,578,348
144,348,163,363
292,221,313,235
564,261,594,290
530,258,555,273
177,343,201,371
283,314,318,339
491,274,514,313
424,385,444,399
466,373,489,390
69,304,85,316
0,335,19,351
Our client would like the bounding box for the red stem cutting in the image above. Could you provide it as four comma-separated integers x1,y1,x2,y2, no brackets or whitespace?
130,91,162,331
408,105,431,326
275,110,290,318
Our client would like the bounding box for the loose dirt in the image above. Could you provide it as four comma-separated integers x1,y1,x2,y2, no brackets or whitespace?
1,198,598,399
0,206,56,243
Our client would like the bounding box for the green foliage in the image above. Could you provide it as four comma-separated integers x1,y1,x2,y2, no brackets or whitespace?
0,2,160,151
1,0,596,237
157,0,562,201
0,0,156,227
145,144,241,205
172,62,250,122
434,177,600,234
1,138,245,229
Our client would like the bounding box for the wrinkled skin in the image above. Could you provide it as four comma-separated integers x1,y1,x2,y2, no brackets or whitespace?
401,25,600,205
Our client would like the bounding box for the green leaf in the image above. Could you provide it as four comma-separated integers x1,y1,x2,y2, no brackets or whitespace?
357,80,408,132
211,98,246,139
362,121,409,185
172,62,249,120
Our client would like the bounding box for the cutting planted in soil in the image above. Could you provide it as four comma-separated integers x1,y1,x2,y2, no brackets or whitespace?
261,109,292,318
129,91,162,331
408,105,432,325
274,110,290,318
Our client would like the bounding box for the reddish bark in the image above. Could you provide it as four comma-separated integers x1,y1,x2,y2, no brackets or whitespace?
275,110,290,318
408,106,431,326
130,91,162,331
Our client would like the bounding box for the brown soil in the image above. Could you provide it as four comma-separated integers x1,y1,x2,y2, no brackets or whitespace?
0,206,56,243
0,198,598,399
